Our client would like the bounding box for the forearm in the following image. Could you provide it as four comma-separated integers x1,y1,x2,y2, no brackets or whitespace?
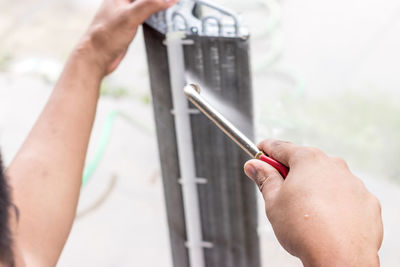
7,45,103,265
5,1,177,264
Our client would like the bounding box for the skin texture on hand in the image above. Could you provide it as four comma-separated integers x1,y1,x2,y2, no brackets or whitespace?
6,0,176,266
78,0,178,76
244,139,383,267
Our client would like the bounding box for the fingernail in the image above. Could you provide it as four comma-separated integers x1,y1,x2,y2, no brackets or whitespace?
244,163,257,181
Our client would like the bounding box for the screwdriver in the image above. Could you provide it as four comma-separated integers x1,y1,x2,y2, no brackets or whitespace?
184,84,289,178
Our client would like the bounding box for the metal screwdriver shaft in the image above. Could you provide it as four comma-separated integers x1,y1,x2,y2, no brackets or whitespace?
184,84,259,158
184,84,289,178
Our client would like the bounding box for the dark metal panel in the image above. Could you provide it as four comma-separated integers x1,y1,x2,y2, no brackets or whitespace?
144,24,260,267
143,24,190,267
184,36,260,267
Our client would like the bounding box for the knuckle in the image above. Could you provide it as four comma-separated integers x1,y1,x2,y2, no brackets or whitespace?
306,147,323,156
257,138,273,149
330,157,348,168
255,168,274,190
253,171,267,188
293,147,321,160
255,168,281,193
257,175,270,192
369,194,382,211
258,139,291,152
354,177,369,192
268,140,286,156
270,140,289,149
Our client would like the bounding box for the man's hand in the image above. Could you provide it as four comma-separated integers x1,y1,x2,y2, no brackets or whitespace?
77,0,178,76
244,139,383,267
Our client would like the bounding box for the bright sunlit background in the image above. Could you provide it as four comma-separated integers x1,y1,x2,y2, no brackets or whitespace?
1,0,399,266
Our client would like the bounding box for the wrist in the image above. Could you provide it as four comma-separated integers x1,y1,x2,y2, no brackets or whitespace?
55,38,105,96
71,34,108,80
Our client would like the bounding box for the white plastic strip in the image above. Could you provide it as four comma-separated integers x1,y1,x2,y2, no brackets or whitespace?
165,31,206,267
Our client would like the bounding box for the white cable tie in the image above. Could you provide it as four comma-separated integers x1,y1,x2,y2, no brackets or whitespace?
163,39,195,46
178,178,208,185
185,241,214,249
171,109,201,115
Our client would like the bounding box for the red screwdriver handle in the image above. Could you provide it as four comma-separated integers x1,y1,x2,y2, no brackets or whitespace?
258,154,289,178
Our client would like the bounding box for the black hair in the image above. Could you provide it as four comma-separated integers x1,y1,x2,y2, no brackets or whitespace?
0,153,14,266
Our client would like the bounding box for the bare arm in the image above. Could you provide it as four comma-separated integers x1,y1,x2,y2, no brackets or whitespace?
244,139,383,267
6,0,177,265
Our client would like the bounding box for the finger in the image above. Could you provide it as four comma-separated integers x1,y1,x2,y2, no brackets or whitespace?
129,0,178,24
244,159,284,206
258,139,300,167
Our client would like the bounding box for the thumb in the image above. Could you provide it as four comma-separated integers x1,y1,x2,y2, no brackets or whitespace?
244,159,284,205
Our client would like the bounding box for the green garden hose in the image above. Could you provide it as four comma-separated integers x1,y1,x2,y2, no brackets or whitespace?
81,110,152,187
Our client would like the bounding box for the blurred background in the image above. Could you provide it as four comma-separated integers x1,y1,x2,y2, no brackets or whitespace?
0,0,399,266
